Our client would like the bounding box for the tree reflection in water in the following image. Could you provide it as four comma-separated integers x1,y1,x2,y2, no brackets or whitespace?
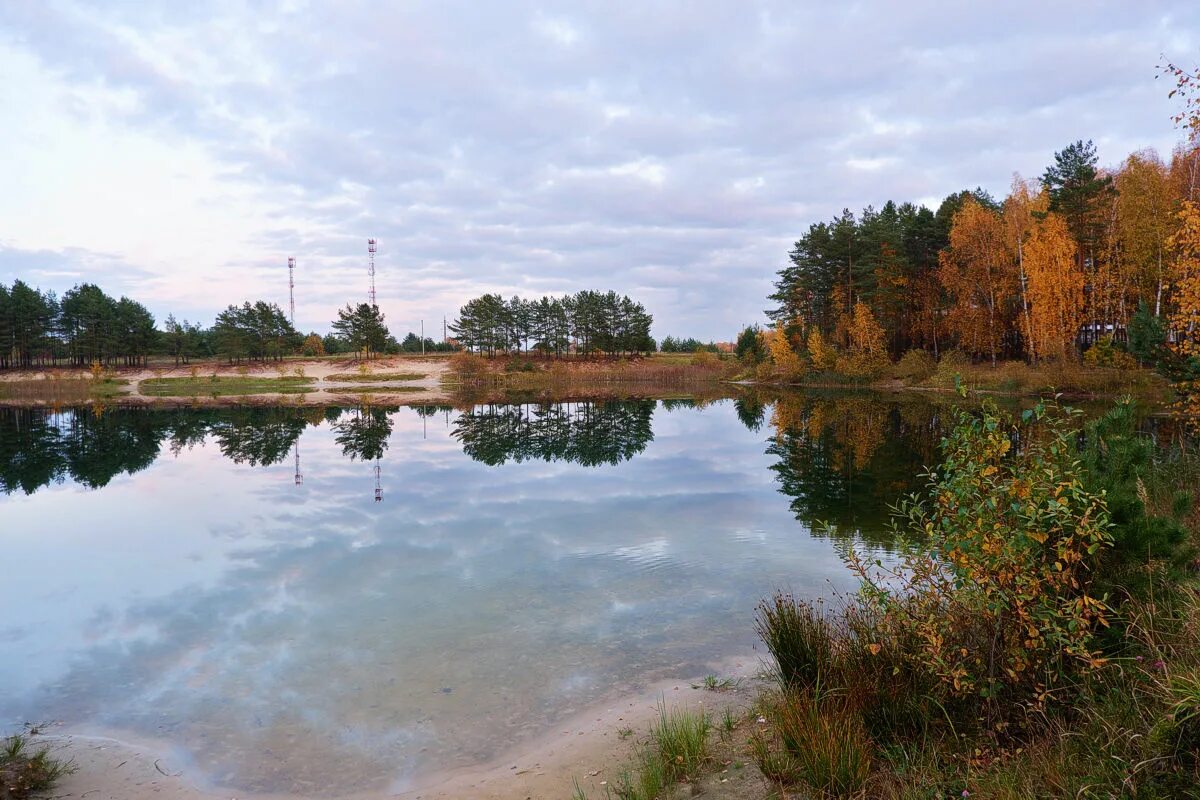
743,391,948,546
451,400,655,466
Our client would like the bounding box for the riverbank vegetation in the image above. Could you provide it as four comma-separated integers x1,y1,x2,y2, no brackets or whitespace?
1,733,73,800
575,392,1200,799
445,351,736,400
746,395,1199,798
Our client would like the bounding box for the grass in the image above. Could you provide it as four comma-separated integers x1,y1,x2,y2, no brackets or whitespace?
329,385,424,394
575,701,712,800
0,375,129,402
693,674,741,691
325,372,425,382
1,733,74,799
139,375,315,396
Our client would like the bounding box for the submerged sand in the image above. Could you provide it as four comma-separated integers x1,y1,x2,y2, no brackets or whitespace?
30,657,761,800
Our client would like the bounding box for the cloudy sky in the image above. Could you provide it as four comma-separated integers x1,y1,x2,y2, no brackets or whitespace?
1,2,1196,340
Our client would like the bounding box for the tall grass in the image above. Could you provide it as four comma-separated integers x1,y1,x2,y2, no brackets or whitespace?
754,592,833,691
1,733,74,799
577,701,711,800
771,692,873,798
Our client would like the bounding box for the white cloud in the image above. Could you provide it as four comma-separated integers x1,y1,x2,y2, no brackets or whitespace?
0,0,1195,338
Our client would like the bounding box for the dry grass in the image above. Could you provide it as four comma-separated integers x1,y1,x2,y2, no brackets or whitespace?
447,353,737,394
929,358,1171,399
0,375,129,402
325,372,425,382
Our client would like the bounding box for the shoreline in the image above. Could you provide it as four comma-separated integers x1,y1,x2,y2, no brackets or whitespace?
28,654,762,800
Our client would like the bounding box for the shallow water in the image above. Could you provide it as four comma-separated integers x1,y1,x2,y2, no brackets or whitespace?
1,395,933,795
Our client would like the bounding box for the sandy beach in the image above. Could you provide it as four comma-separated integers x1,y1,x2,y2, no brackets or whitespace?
28,657,762,800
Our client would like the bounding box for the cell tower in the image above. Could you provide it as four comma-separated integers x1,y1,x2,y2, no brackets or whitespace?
293,441,303,486
367,238,377,307
373,459,382,502
287,257,296,326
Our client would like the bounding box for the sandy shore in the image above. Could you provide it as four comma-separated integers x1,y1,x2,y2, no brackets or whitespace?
28,656,762,800
0,356,459,407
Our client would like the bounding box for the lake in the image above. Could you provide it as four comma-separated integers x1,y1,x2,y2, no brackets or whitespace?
0,393,944,795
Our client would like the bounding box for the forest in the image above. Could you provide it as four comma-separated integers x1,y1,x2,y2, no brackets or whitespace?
449,290,654,356
763,137,1200,377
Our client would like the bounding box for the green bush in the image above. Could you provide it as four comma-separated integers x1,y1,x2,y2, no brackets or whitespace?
850,397,1115,711
1080,399,1195,585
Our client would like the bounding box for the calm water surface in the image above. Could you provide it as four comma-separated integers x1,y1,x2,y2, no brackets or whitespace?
0,395,938,795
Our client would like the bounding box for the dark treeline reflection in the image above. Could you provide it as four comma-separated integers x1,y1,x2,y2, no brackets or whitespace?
0,400,661,495
451,400,655,466
0,406,332,494
737,391,950,546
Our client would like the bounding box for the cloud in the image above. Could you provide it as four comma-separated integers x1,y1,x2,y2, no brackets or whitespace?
0,1,1195,338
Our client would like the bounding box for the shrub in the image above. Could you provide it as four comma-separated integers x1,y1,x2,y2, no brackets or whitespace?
848,396,1114,712
448,351,488,382
1083,336,1138,369
1080,399,1195,581
931,348,970,386
892,349,937,382
834,350,888,379
300,333,325,356
503,357,537,373
690,349,718,368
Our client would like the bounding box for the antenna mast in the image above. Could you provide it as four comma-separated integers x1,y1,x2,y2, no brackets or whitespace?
287,257,296,326
293,441,303,486
367,238,377,306
374,460,382,502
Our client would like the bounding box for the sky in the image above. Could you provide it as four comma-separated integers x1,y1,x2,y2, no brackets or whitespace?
1,2,1197,341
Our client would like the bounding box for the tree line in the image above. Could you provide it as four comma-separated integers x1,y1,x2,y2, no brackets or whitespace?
0,279,466,368
450,291,654,356
764,136,1200,372
0,281,157,368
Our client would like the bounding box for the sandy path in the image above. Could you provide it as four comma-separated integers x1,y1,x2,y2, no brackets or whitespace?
29,656,761,800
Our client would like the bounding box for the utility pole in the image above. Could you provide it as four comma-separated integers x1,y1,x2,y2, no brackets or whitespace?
367,238,377,307
421,320,425,355
288,257,296,327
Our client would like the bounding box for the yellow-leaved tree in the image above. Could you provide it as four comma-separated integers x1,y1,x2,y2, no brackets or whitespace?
1169,200,1200,360
1002,176,1047,361
806,327,837,371
763,323,803,379
1116,150,1182,315
1025,212,1085,360
939,197,1016,365
837,301,889,376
